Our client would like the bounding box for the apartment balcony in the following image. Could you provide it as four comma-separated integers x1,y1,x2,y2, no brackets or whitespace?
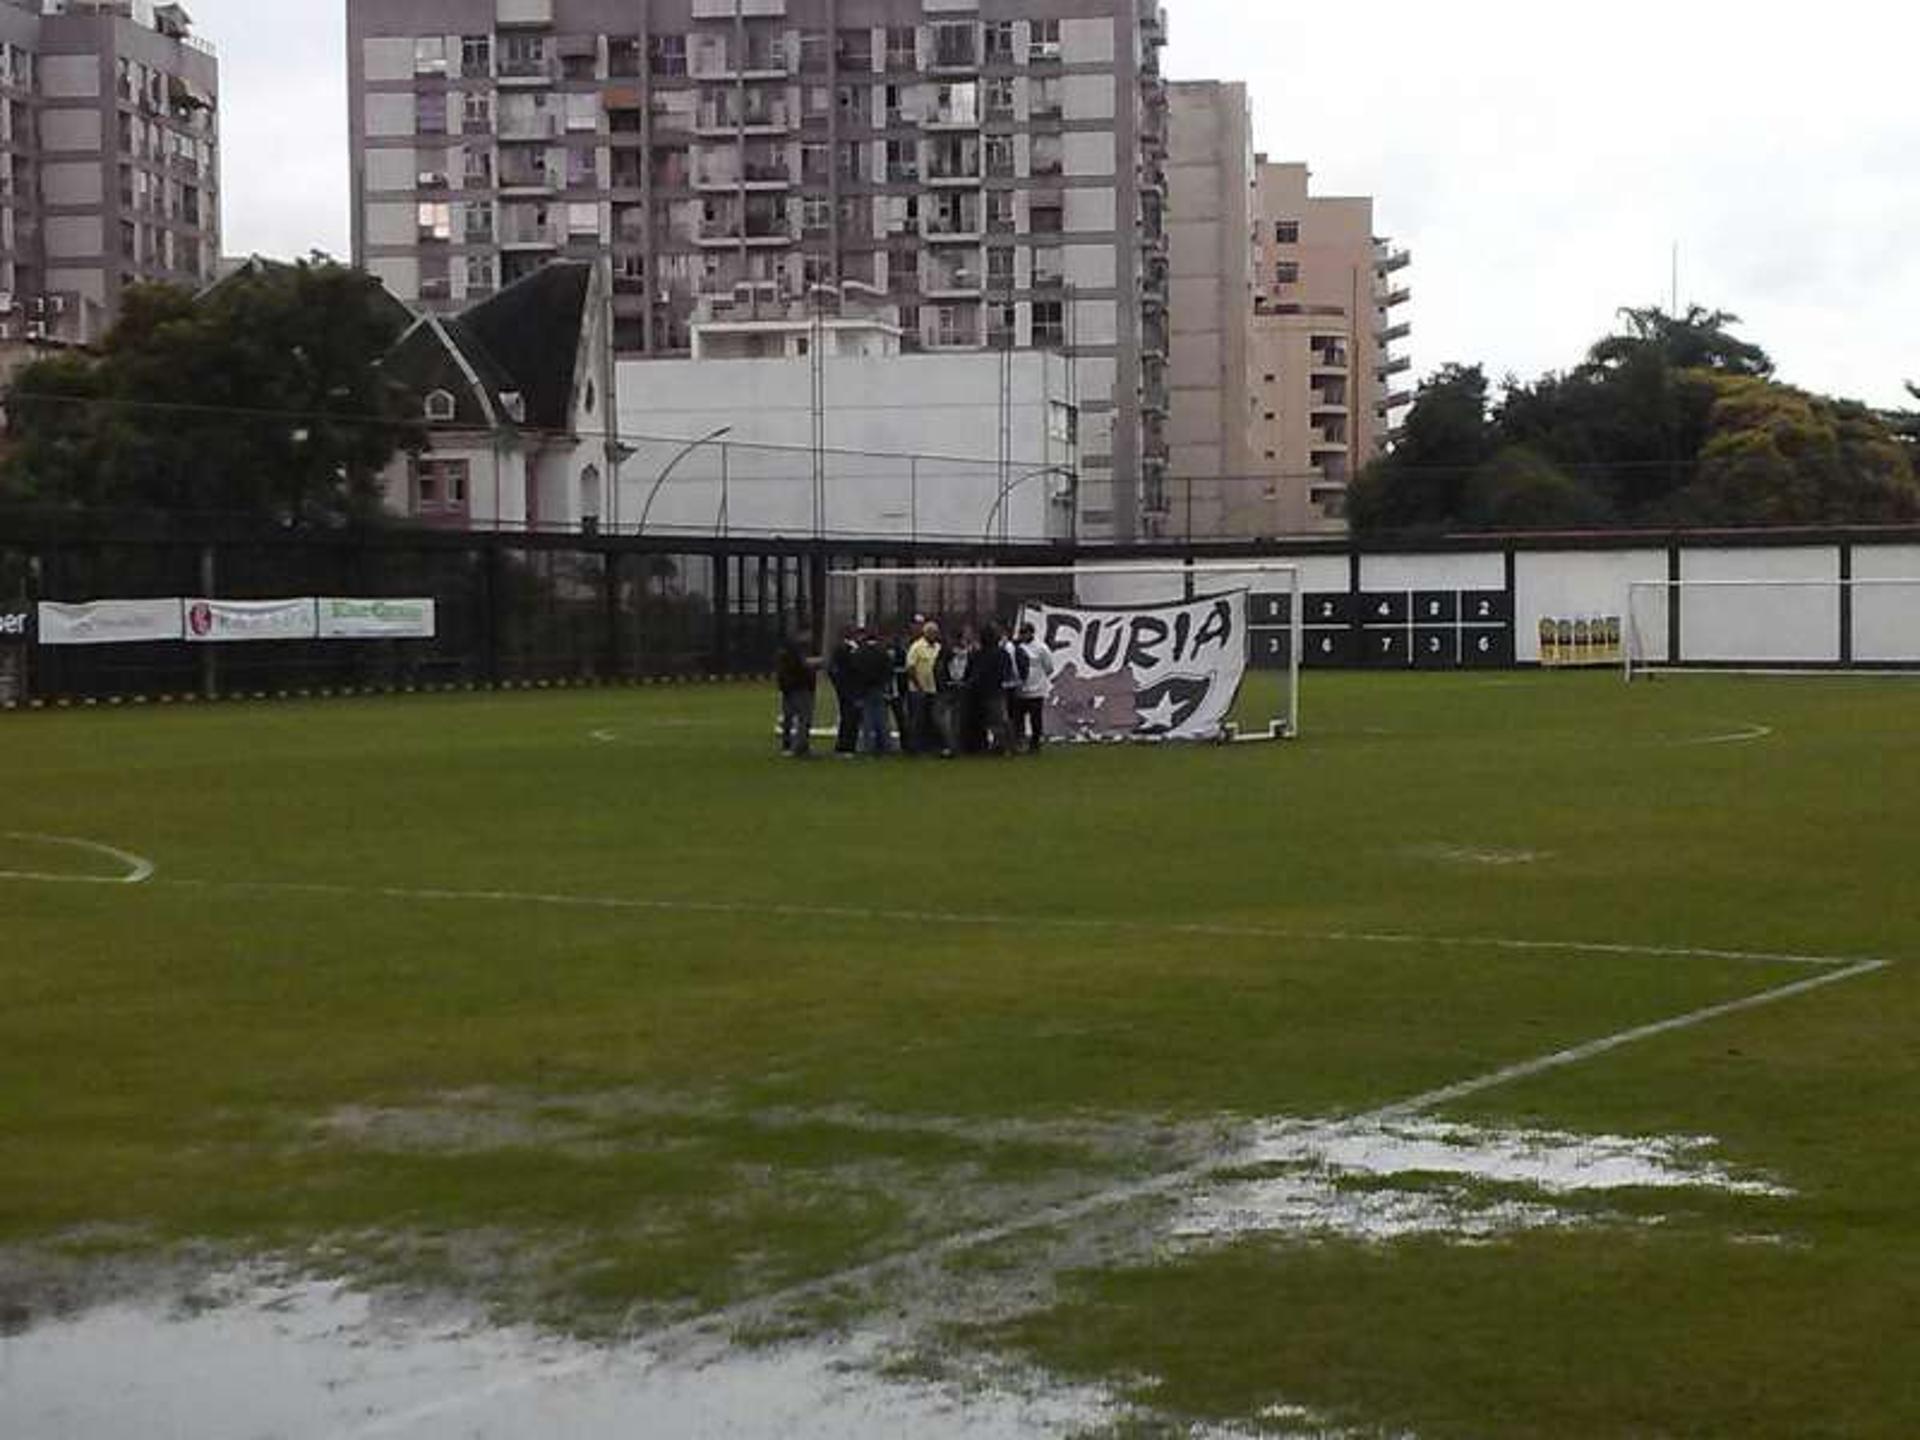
1375,390,1414,414
926,159,983,187
499,222,562,250
925,220,983,244
1139,0,1168,40
1375,283,1412,309
1377,320,1411,345
696,99,791,136
922,103,982,130
498,113,563,141
696,218,741,246
694,165,740,191
1311,347,1350,373
742,159,793,189
1375,244,1411,275
497,57,556,87
1377,353,1411,378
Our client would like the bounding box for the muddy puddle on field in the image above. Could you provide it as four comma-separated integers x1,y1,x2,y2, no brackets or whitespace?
0,1277,1125,1439
0,1113,1786,1438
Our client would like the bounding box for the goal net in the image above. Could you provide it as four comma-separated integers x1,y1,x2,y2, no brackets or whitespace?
822,561,1303,741
1625,577,1920,679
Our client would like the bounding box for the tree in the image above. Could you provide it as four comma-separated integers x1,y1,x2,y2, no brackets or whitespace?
1460,445,1608,530
1586,304,1775,379
1658,374,1920,526
1347,365,1493,533
2,258,420,526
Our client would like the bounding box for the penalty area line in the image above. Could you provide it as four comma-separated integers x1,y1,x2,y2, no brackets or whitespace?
0,831,155,885
333,946,1894,1440
147,875,1884,970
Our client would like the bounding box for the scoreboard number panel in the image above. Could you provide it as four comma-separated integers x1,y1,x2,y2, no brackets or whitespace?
1361,592,1410,626
1460,626,1514,667
1249,592,1292,627
1412,591,1460,624
1462,590,1510,623
1305,592,1351,626
1247,627,1291,669
1413,626,1459,668
1364,628,1409,667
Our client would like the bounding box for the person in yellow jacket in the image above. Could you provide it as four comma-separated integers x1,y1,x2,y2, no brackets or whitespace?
904,620,943,755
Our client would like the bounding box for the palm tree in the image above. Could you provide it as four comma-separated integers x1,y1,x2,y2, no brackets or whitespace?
1586,305,1774,378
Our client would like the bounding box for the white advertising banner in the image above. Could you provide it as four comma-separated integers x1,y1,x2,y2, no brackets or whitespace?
1019,590,1250,742
184,598,318,644
316,597,437,640
38,599,185,646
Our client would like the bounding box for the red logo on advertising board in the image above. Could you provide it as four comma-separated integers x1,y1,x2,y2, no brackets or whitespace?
188,602,214,638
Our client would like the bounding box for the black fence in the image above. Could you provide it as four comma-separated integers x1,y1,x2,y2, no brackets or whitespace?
8,518,1920,704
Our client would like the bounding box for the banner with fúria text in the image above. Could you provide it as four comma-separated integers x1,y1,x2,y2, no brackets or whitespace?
1019,590,1249,742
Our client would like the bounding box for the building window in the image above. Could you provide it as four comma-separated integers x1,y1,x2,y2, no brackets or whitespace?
1031,246,1063,288
460,35,490,78
1029,20,1061,63
414,93,447,135
465,254,495,293
986,245,1014,291
424,389,456,422
417,201,451,241
1274,261,1299,285
932,22,977,69
1029,76,1062,120
462,91,492,133
1032,299,1064,347
1274,220,1299,244
984,76,1015,121
885,138,917,183
837,28,873,71
884,26,917,71
984,21,1015,65
801,196,832,234
1030,133,1063,177
1029,197,1063,234
414,37,448,76
649,34,687,78
411,457,470,514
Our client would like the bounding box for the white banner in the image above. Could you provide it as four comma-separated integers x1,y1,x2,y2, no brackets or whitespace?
316,597,437,640
1020,590,1250,742
184,598,318,644
38,599,184,646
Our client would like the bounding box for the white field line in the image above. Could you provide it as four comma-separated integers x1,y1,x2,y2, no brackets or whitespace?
0,832,155,885
334,950,1894,1440
143,876,1881,971
1673,722,1775,747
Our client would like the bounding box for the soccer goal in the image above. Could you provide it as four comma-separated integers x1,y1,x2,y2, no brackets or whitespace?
825,561,1305,741
1624,576,1920,680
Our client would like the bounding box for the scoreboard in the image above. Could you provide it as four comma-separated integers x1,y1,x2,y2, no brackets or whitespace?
1248,589,1516,670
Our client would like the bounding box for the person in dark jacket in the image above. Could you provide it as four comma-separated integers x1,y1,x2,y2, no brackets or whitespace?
933,626,974,758
826,626,861,755
969,624,1016,756
774,635,820,757
849,628,895,755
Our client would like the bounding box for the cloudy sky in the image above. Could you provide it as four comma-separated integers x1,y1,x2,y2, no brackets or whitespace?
199,0,1919,408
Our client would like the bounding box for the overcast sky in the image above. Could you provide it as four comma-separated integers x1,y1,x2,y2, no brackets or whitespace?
198,0,1920,408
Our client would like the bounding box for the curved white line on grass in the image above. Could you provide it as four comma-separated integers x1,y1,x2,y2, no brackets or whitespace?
1673,722,1774,747
0,831,155,885
588,728,620,743
159,876,1881,971
335,954,1894,1440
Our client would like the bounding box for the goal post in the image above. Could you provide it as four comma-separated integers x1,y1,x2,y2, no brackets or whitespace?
825,560,1305,741
1624,576,1920,680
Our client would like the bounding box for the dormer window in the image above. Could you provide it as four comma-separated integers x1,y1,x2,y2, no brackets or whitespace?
424,389,456,422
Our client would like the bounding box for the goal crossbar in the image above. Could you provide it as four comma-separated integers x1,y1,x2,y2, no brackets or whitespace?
832,561,1304,739
1623,576,1920,680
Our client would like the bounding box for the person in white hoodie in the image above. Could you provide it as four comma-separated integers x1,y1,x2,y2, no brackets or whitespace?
1013,622,1054,754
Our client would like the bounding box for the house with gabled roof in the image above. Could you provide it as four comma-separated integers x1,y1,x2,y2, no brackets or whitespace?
379,259,618,532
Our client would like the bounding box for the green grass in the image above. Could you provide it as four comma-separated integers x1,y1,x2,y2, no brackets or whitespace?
4,671,1919,1432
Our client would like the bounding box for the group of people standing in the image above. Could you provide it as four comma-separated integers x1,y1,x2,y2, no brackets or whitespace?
775,619,1055,758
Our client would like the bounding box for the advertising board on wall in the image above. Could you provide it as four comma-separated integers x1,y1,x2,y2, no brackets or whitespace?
38,599,186,646
183,598,319,644
315,597,437,640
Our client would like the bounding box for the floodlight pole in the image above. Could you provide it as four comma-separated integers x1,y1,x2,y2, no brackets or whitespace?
638,425,732,534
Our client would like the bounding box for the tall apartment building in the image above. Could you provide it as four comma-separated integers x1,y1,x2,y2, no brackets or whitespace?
1167,80,1410,537
0,1,220,346
347,0,1171,541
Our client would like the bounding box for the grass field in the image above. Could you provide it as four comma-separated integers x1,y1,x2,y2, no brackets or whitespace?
4,670,1919,1436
